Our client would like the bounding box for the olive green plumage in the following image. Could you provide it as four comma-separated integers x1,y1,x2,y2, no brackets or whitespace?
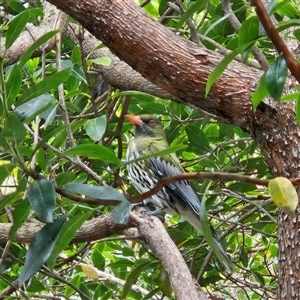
126,114,233,273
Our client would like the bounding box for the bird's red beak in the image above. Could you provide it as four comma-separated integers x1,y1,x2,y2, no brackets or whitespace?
125,114,143,126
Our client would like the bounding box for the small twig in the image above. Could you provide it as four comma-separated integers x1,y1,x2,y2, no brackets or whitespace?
129,172,270,203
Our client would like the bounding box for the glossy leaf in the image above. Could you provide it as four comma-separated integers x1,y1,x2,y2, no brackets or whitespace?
2,113,27,142
91,249,105,270
18,68,71,104
71,63,87,83
62,144,121,166
268,177,298,216
158,268,172,298
176,0,209,29
9,200,31,239
63,182,126,202
55,172,77,186
122,261,158,298
185,124,210,154
239,16,259,45
84,115,107,141
18,215,66,286
265,56,288,102
275,2,299,18
6,9,30,49
297,94,300,125
111,199,131,225
27,179,56,223
15,94,53,122
0,191,22,212
252,73,269,109
47,211,93,270
0,163,16,186
32,124,67,156
18,30,59,68
5,65,22,110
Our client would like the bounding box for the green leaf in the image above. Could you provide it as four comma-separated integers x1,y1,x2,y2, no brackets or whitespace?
32,124,67,156
84,115,107,141
158,268,172,298
15,94,53,122
18,68,71,104
88,56,111,66
5,65,22,109
111,200,131,225
9,200,31,239
6,9,30,49
64,274,82,297
27,179,56,223
296,94,300,125
62,144,121,166
252,73,269,109
18,30,59,68
158,0,169,15
185,124,210,154
1,113,27,142
92,249,105,270
265,55,288,102
71,63,87,83
18,215,66,286
61,183,130,225
71,45,82,65
47,211,93,270
239,16,259,45
0,191,22,212
56,172,77,186
63,182,126,202
0,163,16,186
122,261,159,298
275,2,299,18
27,277,46,293
176,0,209,29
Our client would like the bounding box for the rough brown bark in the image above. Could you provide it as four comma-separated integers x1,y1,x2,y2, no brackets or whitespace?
3,0,300,297
0,214,130,244
44,1,300,298
130,208,207,300
47,0,261,129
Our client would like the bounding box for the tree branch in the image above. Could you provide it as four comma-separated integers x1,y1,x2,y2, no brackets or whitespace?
0,214,131,244
129,171,270,203
130,207,208,300
46,0,261,130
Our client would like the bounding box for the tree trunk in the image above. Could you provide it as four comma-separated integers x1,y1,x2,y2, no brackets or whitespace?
45,0,300,298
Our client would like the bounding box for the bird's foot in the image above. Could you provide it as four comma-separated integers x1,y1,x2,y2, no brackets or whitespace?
131,201,165,222
131,200,156,211
143,208,165,222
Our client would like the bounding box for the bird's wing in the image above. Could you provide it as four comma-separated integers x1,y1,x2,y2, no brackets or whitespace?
150,156,233,273
149,155,201,215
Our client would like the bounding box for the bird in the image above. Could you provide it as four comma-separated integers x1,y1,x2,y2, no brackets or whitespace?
125,114,233,273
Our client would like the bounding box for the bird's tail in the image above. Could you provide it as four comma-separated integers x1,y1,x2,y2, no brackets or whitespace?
209,233,233,273
183,211,233,273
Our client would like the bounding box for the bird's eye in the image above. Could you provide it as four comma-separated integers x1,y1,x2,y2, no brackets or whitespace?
149,119,156,126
